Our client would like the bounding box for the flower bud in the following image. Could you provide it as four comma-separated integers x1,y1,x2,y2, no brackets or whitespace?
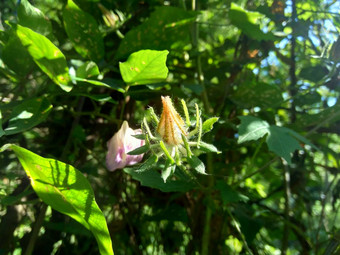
157,96,187,145
106,121,145,171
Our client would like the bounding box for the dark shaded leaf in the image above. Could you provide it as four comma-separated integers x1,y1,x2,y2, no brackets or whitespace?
229,3,276,41
3,97,52,135
216,180,249,203
267,126,302,164
18,0,52,36
124,168,196,192
116,6,197,59
136,154,158,172
63,0,104,61
127,145,149,155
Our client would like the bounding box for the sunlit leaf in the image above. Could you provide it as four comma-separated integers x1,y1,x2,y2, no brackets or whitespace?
161,163,176,183
197,141,221,154
14,24,73,92
187,155,206,174
7,144,114,255
202,117,219,134
238,116,270,143
119,50,169,85
76,61,100,79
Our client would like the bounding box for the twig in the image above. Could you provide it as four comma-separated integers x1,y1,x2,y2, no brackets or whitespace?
232,157,279,187
226,207,254,255
282,162,291,254
24,204,47,255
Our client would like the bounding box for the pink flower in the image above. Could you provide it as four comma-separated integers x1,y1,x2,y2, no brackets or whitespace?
106,121,145,171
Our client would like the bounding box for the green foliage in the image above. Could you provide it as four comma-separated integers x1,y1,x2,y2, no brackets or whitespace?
17,0,52,36
229,3,276,41
124,168,196,192
2,97,52,136
63,0,104,61
202,117,219,134
5,144,113,255
14,24,72,91
238,116,316,164
116,6,197,59
119,50,169,85
216,181,249,204
0,0,339,254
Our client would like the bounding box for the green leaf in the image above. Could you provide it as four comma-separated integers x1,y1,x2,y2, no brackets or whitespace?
266,126,302,164
197,141,221,154
283,127,318,150
202,117,219,134
235,206,262,244
72,93,117,103
14,24,72,92
132,134,146,140
238,116,308,165
127,145,149,155
73,77,125,93
232,83,283,109
135,154,158,172
187,156,206,175
6,145,113,255
161,163,176,183
229,3,276,41
216,180,249,203
63,0,104,61
330,36,340,62
296,104,340,128
1,31,35,76
295,91,321,107
3,97,52,135
119,50,169,85
124,168,195,192
238,116,270,144
299,65,329,83
76,61,100,79
116,6,197,59
18,0,52,36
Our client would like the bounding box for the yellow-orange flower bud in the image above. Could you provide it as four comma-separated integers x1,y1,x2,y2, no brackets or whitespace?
157,96,187,145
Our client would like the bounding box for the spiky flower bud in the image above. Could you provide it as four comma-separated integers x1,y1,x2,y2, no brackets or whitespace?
156,96,187,145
